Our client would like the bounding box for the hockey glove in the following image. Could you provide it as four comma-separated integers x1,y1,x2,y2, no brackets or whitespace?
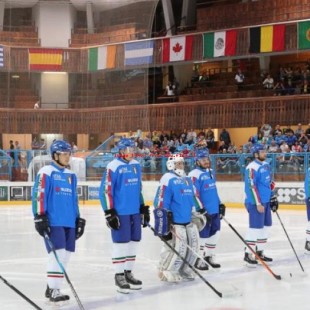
198,208,212,225
104,209,120,230
34,214,50,237
140,205,150,227
76,217,86,240
270,195,279,212
219,203,226,219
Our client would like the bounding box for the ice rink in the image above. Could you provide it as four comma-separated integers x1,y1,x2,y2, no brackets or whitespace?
1,204,310,310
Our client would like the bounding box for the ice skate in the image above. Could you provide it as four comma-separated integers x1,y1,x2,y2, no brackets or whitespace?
194,258,209,270
124,270,142,290
115,273,130,294
256,250,273,262
45,285,52,298
305,241,310,255
204,255,221,268
48,289,69,307
244,252,258,267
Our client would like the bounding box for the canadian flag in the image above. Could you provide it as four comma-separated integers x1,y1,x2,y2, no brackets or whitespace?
162,36,193,63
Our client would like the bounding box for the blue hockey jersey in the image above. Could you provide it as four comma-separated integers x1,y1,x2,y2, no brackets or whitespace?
99,158,144,215
32,162,80,228
188,167,220,214
244,159,272,205
153,172,203,224
305,168,310,199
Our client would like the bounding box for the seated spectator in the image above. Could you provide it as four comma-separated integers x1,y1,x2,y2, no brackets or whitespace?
165,81,175,96
285,131,297,148
185,129,197,145
235,69,245,90
273,124,282,136
298,132,308,146
275,131,286,146
260,124,272,143
302,80,310,94
267,140,280,153
273,79,286,96
262,74,274,89
294,123,304,139
205,127,215,149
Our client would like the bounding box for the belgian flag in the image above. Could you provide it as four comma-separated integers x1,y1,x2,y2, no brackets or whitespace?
249,24,285,53
298,21,310,49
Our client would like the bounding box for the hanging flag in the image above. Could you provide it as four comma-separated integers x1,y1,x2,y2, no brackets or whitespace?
162,36,193,62
0,46,3,67
203,30,237,58
124,40,154,66
29,48,63,71
88,45,116,71
249,24,285,53
298,21,310,49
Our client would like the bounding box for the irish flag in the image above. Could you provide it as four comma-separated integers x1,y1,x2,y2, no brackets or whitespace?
162,36,193,62
203,30,237,58
88,45,116,71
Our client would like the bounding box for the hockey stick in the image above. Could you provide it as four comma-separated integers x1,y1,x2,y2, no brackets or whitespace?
147,223,223,298
222,217,282,280
275,210,305,272
0,275,42,310
43,232,85,310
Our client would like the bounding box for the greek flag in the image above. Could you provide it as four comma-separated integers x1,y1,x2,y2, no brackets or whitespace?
124,40,154,66
0,46,3,67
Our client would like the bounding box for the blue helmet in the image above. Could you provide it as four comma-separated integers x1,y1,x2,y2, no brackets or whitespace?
195,148,209,161
50,140,72,156
250,143,265,155
117,138,135,150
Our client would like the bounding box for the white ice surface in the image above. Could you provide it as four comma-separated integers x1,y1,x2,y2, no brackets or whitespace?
0,205,310,310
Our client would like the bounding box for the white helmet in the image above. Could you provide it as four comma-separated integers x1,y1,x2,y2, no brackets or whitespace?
166,154,185,177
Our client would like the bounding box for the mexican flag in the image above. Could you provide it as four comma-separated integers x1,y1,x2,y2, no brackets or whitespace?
203,30,237,58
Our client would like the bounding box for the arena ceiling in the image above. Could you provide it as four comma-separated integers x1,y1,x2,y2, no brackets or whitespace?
3,0,158,11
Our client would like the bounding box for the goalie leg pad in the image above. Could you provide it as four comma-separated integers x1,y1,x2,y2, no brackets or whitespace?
191,212,207,232
158,225,187,282
179,223,199,279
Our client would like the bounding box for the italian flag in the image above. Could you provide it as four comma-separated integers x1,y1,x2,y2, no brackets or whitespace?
203,30,237,58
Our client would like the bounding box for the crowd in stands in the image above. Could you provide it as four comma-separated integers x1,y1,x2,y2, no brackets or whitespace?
116,124,310,173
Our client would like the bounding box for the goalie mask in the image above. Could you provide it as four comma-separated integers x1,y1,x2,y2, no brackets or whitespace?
166,154,185,177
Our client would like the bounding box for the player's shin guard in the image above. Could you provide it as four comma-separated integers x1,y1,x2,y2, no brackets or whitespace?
204,231,221,268
244,228,260,267
256,226,273,262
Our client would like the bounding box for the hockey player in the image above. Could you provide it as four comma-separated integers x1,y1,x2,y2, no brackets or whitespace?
188,147,226,269
243,143,278,267
304,167,310,254
32,140,86,304
99,138,150,294
153,153,210,282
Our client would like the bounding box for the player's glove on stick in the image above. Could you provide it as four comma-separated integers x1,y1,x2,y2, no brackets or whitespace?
76,217,86,240
34,214,50,237
219,203,226,219
104,209,120,230
140,205,150,227
270,195,279,212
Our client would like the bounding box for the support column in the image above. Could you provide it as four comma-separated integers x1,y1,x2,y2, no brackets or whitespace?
86,2,95,34
0,2,5,31
181,0,196,28
161,0,176,36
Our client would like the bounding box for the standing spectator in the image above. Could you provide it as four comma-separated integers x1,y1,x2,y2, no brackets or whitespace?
32,140,86,304
243,144,278,266
235,69,245,90
206,127,215,149
165,81,175,96
219,128,231,147
9,140,14,160
260,124,272,143
188,147,226,270
34,101,40,109
99,138,149,293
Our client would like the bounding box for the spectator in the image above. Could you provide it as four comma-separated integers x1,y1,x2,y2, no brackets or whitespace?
219,128,231,147
267,140,279,153
305,123,310,140
165,81,175,96
9,140,14,161
235,69,245,90
34,101,40,109
262,74,274,89
294,123,304,139
71,142,78,153
205,127,215,149
273,79,286,96
260,124,272,143
273,124,282,137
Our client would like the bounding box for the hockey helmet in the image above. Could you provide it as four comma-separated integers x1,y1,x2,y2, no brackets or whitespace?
166,154,185,176
250,143,265,155
50,140,72,156
195,148,209,161
117,138,135,150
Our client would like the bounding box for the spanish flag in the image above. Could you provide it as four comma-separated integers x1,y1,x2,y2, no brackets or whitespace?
298,21,310,49
29,48,63,71
249,24,285,53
